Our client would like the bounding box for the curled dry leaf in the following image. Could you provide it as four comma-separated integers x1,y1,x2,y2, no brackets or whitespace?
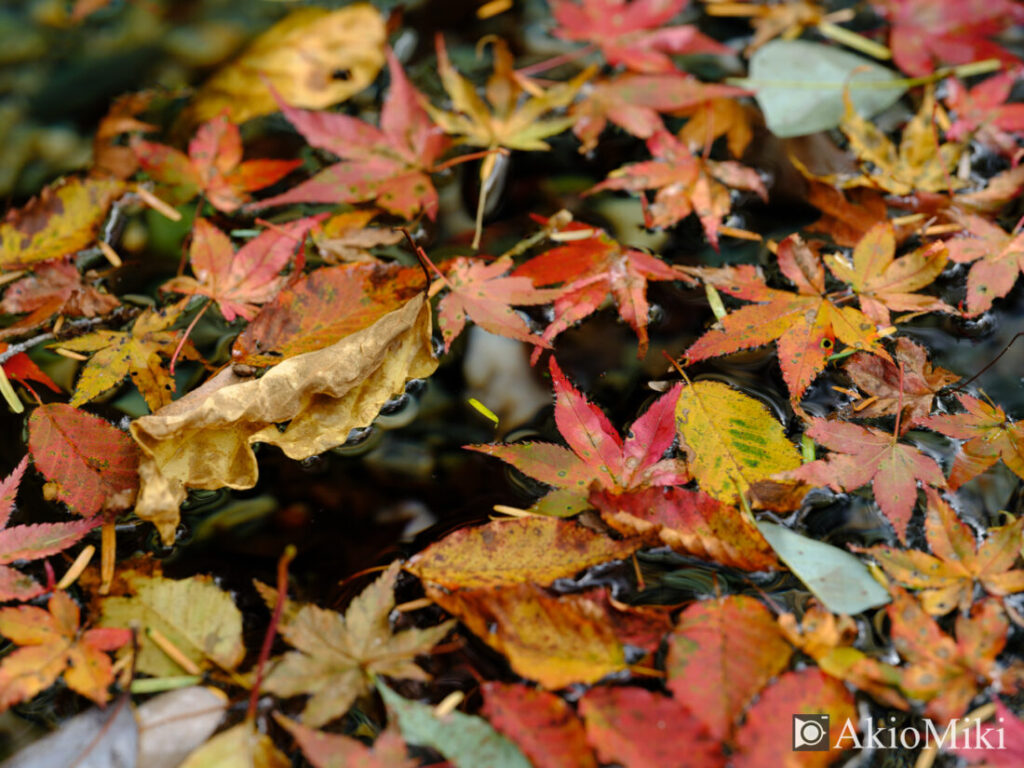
130,294,436,544
185,5,386,126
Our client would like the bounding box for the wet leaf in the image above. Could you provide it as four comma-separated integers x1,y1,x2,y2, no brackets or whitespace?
675,380,801,504
27,403,139,518
0,457,97,602
757,521,892,614
952,699,1024,767
0,346,60,396
804,182,890,248
944,212,1024,316
945,72,1024,157
407,517,641,590
863,487,1024,614
0,177,124,270
783,418,946,541
665,595,792,741
482,682,597,768
186,5,386,126
99,572,245,677
0,591,130,710
579,686,723,768
311,210,403,264
378,682,532,768
131,295,435,544
427,583,627,689
275,717,415,768
177,722,289,768
262,563,454,728
676,96,756,158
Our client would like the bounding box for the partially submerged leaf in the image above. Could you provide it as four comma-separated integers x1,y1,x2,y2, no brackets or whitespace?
132,294,435,544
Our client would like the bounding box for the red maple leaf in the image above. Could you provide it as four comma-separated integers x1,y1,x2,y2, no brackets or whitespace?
550,0,730,73
466,358,688,509
587,131,766,249
0,458,97,602
435,255,559,353
512,219,688,360
252,51,449,220
0,347,60,397
872,0,1024,76
685,235,889,402
783,418,946,542
162,216,323,323
944,213,1024,315
134,115,300,213
945,71,1024,157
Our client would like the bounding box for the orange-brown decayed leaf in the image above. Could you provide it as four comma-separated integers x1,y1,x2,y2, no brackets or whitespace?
665,596,793,741
0,259,119,340
427,583,627,689
406,517,642,590
804,182,890,248
275,717,415,768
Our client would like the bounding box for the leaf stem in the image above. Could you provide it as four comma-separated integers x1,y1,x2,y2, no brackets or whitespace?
247,544,296,723
516,44,597,77
169,300,210,377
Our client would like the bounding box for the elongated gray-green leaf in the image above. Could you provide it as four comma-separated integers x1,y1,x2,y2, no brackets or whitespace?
378,683,531,768
742,40,906,137
757,521,890,614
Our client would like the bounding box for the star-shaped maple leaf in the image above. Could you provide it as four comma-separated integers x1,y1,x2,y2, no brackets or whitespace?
944,213,1024,316
864,487,1024,615
823,222,954,326
587,130,766,249
549,0,730,73
0,458,97,602
0,590,130,710
917,393,1024,489
512,219,689,360
254,50,449,220
162,216,322,323
782,417,945,542
260,562,454,728
435,255,559,353
134,115,300,213
466,358,689,515
945,71,1024,158
685,234,888,402
54,306,200,412
872,0,1024,76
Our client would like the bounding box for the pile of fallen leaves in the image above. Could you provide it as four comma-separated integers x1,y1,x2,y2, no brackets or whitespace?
2,0,1024,765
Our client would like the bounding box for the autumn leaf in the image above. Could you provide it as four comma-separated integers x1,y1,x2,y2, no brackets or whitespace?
185,5,386,126
685,234,888,401
952,699,1024,767
674,380,801,504
731,668,856,768
466,358,688,514
842,337,959,422
426,582,627,689
0,177,124,270
917,392,1024,489
55,306,199,412
888,588,1013,724
838,88,965,196
706,0,829,54
0,258,119,340
134,116,300,213
254,51,448,220
435,255,558,353
406,517,641,590
162,216,323,323
482,682,597,768
99,572,245,676
27,403,139,518
0,458,97,602
804,181,890,248
579,686,723,768
783,417,945,541
90,90,156,180
665,595,793,741
311,210,403,264
588,130,766,249
822,222,953,326
676,96,756,159
0,591,130,710
512,220,688,359
944,212,1024,316
549,0,730,73
590,486,779,570
863,487,1024,614
261,563,454,728
945,71,1024,157
0,345,60,397
872,0,1024,76
275,717,415,768
570,72,747,153
178,722,290,768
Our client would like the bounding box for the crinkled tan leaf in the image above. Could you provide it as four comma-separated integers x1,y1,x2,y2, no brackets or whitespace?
130,295,436,544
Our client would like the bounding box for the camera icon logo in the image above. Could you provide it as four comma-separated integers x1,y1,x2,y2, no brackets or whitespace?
793,714,830,751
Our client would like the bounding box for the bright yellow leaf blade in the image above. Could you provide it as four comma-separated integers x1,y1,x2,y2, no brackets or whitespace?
675,380,801,504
